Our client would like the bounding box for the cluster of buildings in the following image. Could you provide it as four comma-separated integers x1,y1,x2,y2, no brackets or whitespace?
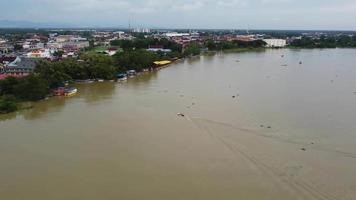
0,33,91,80
93,31,132,46
5,33,91,59
2,28,329,80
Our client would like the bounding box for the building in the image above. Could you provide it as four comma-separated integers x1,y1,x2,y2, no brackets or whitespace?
0,56,17,66
51,35,90,52
23,42,45,50
263,39,287,48
133,28,151,33
26,49,51,58
147,45,172,53
165,32,190,37
1,57,38,78
105,48,118,56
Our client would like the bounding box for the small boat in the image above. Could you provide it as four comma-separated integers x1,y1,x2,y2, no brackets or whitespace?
65,87,78,97
127,70,137,77
75,79,95,83
97,79,104,82
117,73,127,81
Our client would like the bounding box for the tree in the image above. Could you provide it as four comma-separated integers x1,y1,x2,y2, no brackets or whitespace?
0,76,19,95
35,61,72,88
13,75,49,101
184,43,201,56
14,44,23,51
53,50,64,58
114,50,159,72
0,95,18,114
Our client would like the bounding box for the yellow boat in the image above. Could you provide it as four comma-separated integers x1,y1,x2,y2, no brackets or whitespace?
153,60,172,66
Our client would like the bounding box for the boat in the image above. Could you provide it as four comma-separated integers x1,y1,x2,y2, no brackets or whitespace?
127,70,136,77
65,87,78,97
52,87,67,96
75,79,95,83
97,79,104,82
117,73,127,81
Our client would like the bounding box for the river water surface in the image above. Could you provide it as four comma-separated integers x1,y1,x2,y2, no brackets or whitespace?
1,49,356,200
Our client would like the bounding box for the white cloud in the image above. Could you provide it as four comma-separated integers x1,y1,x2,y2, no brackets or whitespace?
1,0,356,30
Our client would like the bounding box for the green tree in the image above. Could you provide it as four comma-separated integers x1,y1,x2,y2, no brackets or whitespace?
114,50,159,72
13,75,49,101
183,43,201,56
0,76,19,95
0,95,18,114
35,61,72,88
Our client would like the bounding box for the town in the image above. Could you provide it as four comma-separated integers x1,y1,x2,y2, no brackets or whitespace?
1,28,356,113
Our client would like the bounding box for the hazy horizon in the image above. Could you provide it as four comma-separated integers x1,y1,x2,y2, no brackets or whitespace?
1,0,356,30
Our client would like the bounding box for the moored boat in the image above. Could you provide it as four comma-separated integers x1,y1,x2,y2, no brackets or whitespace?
65,87,78,97
117,73,127,81
127,70,136,78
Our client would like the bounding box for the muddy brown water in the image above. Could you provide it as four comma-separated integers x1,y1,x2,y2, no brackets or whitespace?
1,49,356,200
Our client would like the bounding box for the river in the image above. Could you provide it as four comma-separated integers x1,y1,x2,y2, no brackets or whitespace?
1,48,356,200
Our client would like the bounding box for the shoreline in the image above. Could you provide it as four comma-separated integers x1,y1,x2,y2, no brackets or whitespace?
2,47,353,115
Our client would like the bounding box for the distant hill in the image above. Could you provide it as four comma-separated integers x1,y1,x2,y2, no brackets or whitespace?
0,20,76,28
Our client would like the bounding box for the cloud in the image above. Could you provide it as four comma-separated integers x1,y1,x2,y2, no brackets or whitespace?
0,0,356,30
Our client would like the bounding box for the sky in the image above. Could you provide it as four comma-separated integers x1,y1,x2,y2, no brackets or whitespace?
1,0,356,30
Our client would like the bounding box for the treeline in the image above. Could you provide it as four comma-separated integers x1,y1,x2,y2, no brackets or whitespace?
290,35,356,48
110,37,182,52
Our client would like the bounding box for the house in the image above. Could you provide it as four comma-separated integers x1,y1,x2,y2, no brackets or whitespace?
147,45,172,53
3,57,38,77
105,48,118,56
263,39,287,48
0,56,17,66
26,49,51,58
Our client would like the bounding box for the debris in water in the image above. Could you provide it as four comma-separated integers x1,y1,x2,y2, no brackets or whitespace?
260,125,264,128
232,96,236,98
299,61,303,65
301,148,306,151
177,113,185,117
267,126,272,129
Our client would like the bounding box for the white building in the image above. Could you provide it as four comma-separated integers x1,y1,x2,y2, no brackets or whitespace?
26,49,52,58
133,28,150,33
165,32,190,37
263,39,287,48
